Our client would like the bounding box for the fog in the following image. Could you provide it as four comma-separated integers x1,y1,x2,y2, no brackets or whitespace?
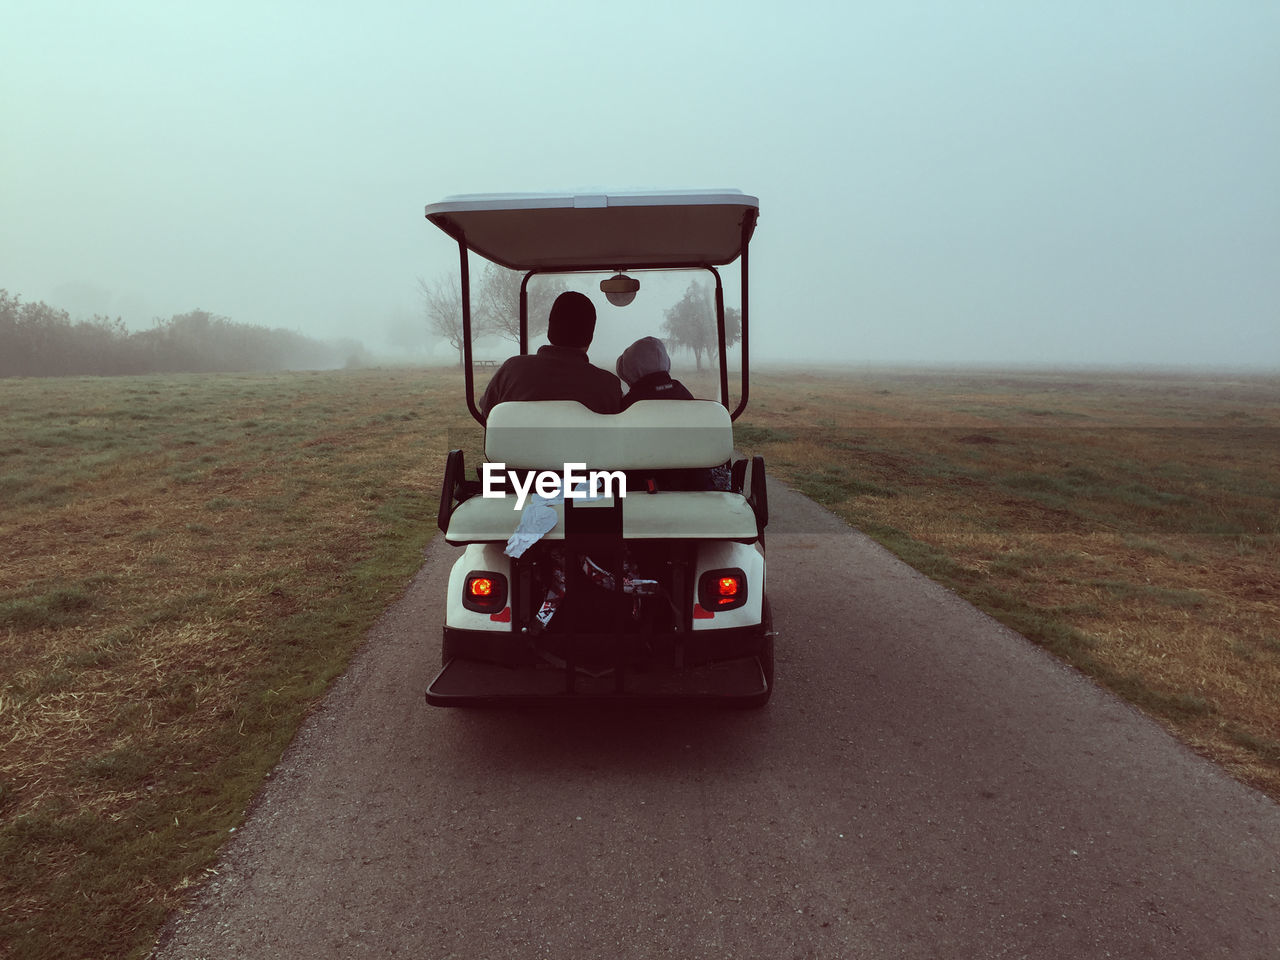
3,1,1277,370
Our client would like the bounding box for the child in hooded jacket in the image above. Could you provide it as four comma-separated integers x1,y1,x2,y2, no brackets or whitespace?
616,337,693,409
616,336,729,490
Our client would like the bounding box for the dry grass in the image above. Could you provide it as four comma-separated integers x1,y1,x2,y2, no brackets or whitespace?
0,368,481,959
729,367,1280,799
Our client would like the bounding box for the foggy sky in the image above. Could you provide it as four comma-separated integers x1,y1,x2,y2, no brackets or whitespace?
2,1,1277,369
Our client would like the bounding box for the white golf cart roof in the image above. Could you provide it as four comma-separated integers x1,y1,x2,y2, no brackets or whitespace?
424,189,759,270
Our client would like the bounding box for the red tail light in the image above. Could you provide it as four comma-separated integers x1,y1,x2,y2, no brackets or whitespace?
463,571,507,614
697,568,748,612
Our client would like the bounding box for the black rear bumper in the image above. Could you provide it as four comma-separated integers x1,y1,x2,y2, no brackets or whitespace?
426,624,771,707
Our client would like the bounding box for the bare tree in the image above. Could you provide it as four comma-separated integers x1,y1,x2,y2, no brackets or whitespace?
418,273,478,367
475,263,568,345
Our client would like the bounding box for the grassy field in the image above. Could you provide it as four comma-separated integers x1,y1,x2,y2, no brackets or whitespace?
732,367,1280,799
1,365,1277,958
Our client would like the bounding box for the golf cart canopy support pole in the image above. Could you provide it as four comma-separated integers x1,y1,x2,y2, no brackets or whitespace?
519,272,531,356
458,239,483,425
730,215,751,421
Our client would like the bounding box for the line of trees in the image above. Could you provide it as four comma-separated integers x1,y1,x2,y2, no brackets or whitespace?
0,290,366,377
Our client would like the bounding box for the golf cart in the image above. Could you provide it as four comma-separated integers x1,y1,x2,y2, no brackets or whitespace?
424,190,771,706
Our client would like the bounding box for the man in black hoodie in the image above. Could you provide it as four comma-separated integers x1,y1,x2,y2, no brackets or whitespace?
479,292,623,417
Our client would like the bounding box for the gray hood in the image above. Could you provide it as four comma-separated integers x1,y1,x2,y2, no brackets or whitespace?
616,336,671,385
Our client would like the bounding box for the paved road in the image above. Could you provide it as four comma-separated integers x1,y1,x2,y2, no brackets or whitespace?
153,483,1280,959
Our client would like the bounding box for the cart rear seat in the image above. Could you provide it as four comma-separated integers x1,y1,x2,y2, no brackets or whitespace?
485,399,733,469
444,399,759,544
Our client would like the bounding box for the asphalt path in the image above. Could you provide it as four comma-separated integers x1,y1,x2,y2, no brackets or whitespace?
152,482,1280,959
